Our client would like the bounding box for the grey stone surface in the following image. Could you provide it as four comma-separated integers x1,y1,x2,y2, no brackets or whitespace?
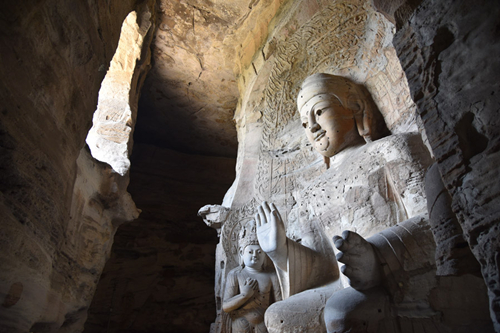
394,0,500,329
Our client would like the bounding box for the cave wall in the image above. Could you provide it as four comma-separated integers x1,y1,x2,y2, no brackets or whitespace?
84,145,236,333
393,0,500,330
0,1,154,332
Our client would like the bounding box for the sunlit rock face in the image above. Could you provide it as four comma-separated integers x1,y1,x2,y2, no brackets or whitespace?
134,0,287,157
86,10,154,176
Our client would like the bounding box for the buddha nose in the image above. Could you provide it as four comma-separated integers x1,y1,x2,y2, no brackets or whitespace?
310,123,320,132
308,112,320,132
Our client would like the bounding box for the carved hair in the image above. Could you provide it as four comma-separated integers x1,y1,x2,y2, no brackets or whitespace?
297,73,389,142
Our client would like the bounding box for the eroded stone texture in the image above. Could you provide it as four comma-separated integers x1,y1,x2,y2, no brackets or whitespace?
84,144,235,333
86,7,154,176
393,0,500,329
425,163,481,276
0,1,152,332
0,145,140,333
134,0,289,157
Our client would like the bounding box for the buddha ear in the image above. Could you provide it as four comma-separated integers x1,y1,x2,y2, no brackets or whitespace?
348,95,373,142
239,249,244,267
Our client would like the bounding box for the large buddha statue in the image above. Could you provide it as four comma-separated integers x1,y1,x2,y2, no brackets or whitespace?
214,72,493,333
254,73,438,332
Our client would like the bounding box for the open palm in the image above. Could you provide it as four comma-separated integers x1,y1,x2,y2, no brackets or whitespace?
255,202,286,254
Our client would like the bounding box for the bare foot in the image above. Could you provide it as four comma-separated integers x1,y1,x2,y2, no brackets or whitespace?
333,231,382,290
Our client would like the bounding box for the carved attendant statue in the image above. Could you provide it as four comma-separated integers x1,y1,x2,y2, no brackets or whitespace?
255,73,436,333
223,221,281,333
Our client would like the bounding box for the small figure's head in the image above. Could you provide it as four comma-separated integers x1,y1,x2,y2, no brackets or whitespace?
238,220,265,270
297,73,388,157
241,244,265,270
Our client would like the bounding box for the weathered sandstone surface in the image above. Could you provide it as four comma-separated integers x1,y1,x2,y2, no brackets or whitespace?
85,145,235,333
394,0,500,329
0,1,153,332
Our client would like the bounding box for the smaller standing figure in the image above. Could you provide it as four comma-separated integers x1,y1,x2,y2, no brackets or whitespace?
223,220,282,333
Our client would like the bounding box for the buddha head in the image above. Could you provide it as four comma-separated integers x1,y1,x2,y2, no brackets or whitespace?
297,73,388,157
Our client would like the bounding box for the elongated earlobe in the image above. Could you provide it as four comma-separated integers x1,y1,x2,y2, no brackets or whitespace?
239,249,244,267
348,95,372,141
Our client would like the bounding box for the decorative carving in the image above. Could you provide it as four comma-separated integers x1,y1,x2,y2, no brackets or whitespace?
222,199,260,264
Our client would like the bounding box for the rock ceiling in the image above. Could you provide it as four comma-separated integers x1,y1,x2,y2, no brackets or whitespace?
135,0,285,157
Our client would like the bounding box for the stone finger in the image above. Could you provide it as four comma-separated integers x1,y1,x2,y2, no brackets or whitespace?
337,230,356,251
337,251,356,264
343,230,366,249
262,201,271,220
340,264,353,277
271,206,283,223
255,214,261,227
258,205,267,224
270,203,282,220
333,235,345,250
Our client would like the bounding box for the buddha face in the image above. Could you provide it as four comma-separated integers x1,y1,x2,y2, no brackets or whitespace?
300,95,358,157
241,244,265,270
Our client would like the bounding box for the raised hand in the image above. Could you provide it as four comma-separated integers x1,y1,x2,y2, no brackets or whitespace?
254,202,286,254
333,231,382,290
